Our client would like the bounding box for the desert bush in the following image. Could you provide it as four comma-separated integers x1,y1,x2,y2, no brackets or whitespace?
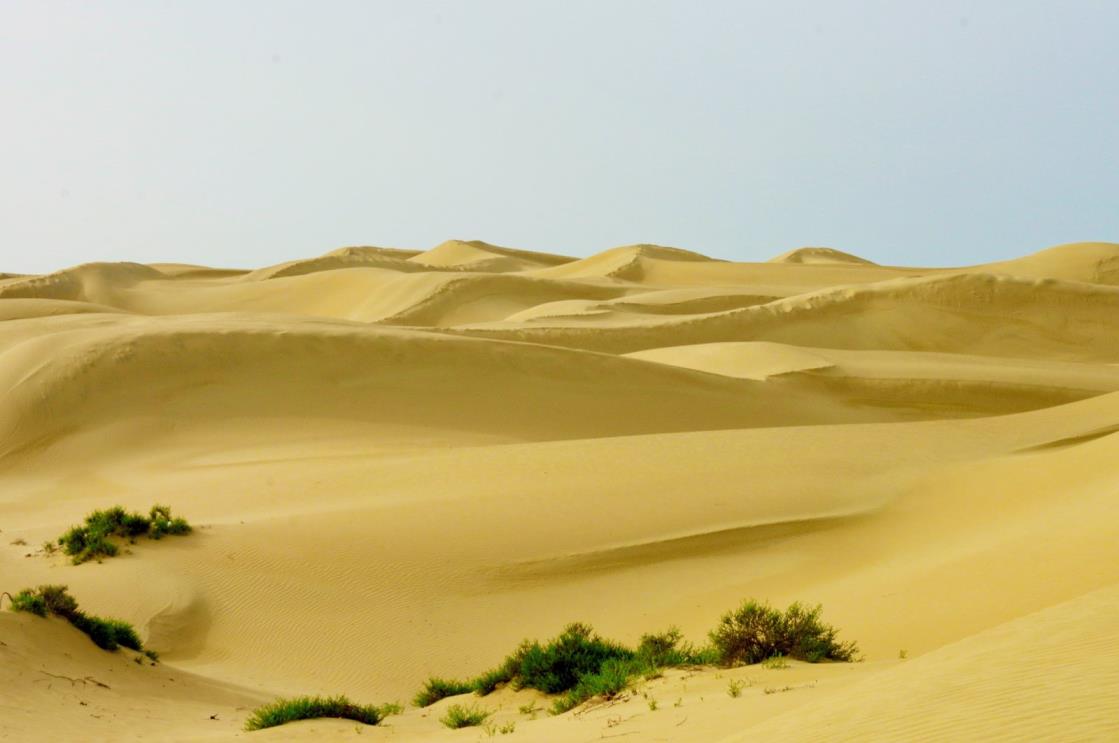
148,504,192,539
551,656,646,714
440,703,490,729
8,588,48,616
636,627,714,666
56,504,192,564
416,600,858,716
6,584,147,653
413,677,474,707
498,622,634,695
244,695,381,731
709,600,858,666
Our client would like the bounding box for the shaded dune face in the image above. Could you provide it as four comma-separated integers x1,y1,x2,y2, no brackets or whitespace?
1,240,1117,742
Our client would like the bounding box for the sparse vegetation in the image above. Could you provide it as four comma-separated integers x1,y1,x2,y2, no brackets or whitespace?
761,654,790,669
56,504,192,565
6,584,148,652
244,695,382,731
709,601,858,666
727,679,746,697
414,599,857,715
376,701,403,717
440,703,491,729
413,677,474,707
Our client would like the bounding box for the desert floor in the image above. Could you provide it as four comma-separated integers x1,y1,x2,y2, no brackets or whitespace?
1,240,1117,741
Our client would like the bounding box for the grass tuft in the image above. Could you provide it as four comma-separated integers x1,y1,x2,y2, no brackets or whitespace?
440,703,490,729
413,677,474,708
244,695,382,731
56,504,192,564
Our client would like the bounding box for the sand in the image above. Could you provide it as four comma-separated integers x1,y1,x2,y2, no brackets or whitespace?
1,240,1116,741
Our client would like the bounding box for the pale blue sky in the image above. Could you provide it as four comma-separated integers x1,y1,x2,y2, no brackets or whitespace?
2,1,1116,272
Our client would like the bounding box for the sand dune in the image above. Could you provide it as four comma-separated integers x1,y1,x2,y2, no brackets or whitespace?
409,239,573,272
768,246,877,265
455,271,1119,358
2,240,1116,741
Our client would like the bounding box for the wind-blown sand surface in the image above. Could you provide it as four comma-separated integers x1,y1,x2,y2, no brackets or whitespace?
1,240,1117,741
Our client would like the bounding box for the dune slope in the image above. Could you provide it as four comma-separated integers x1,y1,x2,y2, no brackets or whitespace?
2,240,1116,741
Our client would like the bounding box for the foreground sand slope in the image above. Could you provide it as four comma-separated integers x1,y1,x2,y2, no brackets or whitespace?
1,239,1117,741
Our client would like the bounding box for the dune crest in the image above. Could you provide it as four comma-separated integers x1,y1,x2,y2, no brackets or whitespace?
768,246,877,265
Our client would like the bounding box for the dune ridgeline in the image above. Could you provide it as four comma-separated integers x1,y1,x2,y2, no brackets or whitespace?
1,239,1117,741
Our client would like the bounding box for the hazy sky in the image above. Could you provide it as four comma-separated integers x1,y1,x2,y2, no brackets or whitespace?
2,1,1117,273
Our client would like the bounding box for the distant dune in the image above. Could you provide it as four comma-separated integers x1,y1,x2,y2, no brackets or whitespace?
1,240,1116,741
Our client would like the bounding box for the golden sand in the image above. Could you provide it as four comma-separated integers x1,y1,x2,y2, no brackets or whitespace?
1,240,1116,740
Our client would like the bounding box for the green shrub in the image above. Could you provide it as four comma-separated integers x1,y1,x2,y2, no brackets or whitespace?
551,656,645,714
471,664,516,695
6,585,147,654
709,601,859,666
149,504,192,539
9,588,47,616
415,600,859,716
502,623,633,695
56,504,192,564
413,677,474,708
244,695,382,731
440,703,490,729
636,627,714,666
376,701,403,717
38,584,80,615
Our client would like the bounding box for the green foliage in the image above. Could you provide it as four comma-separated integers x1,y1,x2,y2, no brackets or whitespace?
244,695,382,731
376,701,403,717
440,703,490,729
9,588,47,616
144,648,160,663
6,584,147,654
56,504,192,564
761,654,789,669
471,662,517,695
503,623,634,695
415,599,858,717
148,504,192,539
551,656,647,714
413,677,474,708
636,627,713,666
709,601,859,666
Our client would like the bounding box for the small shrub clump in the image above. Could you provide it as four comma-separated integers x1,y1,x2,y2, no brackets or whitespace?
7,585,148,652
244,695,382,731
440,703,491,729
413,677,475,707
709,600,859,666
57,504,192,564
